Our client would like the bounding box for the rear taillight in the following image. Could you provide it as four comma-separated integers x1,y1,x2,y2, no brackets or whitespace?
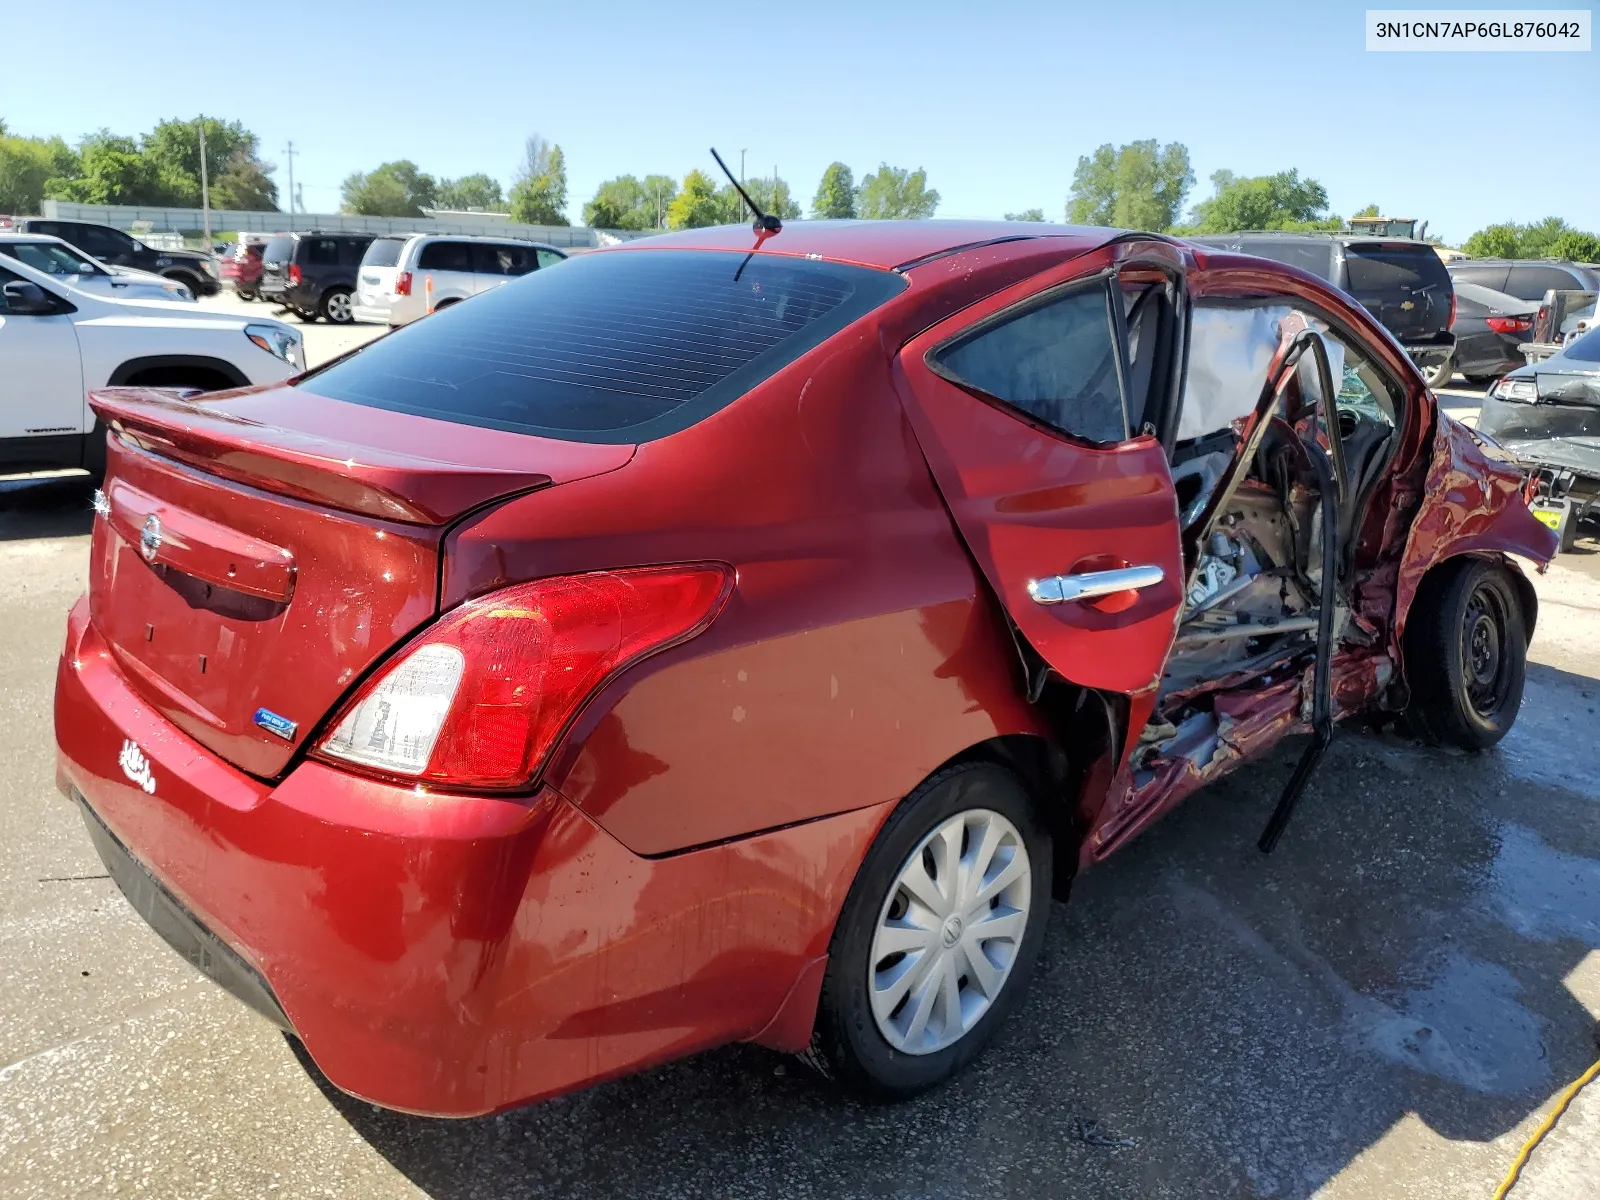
1448,289,1457,329
1486,315,1532,334
288,264,302,285
315,565,732,790
395,271,412,296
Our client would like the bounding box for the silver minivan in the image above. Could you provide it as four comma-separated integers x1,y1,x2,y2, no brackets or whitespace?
352,234,567,327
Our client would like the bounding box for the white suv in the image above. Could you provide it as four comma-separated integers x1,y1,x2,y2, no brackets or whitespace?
352,234,566,327
0,256,304,476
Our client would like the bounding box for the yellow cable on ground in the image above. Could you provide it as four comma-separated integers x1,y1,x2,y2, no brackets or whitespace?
1493,1057,1600,1199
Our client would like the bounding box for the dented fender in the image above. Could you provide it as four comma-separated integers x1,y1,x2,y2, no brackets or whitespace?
1392,413,1556,646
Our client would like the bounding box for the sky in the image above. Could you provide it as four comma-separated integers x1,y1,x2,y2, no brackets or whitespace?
6,0,1597,246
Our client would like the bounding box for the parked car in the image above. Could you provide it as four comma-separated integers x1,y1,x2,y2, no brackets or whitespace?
1189,232,1457,388
1448,257,1600,302
0,234,195,303
1478,323,1600,551
1449,282,1541,383
222,242,266,301
55,221,1553,1117
259,231,377,324
0,255,302,476
353,234,567,327
17,219,221,297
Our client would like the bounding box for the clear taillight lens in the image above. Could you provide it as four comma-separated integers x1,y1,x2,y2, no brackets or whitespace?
1489,377,1539,403
315,565,732,790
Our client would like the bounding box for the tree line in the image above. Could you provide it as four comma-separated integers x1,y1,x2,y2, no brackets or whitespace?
0,117,278,212
4,119,1595,258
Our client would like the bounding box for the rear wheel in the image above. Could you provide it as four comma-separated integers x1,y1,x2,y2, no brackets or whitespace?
321,287,354,324
1422,354,1455,390
292,306,318,323
805,761,1051,1100
1404,558,1527,750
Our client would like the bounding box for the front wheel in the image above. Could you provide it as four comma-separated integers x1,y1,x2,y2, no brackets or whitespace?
1404,558,1528,750
805,761,1051,1100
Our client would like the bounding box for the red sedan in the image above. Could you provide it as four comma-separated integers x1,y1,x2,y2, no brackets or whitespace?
55,220,1555,1115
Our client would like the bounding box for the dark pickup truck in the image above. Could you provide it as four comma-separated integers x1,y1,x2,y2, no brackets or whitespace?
1189,232,1456,387
18,218,220,297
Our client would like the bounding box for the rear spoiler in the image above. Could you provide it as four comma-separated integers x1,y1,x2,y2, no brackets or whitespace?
90,387,585,526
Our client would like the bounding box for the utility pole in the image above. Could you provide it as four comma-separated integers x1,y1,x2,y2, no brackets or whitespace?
283,140,297,226
197,120,212,247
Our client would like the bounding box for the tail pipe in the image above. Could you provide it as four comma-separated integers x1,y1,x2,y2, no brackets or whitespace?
1258,437,1339,855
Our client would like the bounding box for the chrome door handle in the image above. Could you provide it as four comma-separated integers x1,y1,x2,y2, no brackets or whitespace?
1027,564,1165,606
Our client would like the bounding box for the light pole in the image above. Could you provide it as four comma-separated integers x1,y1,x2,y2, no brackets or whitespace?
197,119,212,248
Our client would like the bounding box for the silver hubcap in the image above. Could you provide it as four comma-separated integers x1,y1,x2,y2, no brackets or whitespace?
327,293,351,322
868,808,1032,1055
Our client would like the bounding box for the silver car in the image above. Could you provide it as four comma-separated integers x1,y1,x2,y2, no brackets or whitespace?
352,233,566,327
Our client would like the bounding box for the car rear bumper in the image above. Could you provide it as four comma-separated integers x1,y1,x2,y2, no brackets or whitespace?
54,594,878,1115
352,301,392,324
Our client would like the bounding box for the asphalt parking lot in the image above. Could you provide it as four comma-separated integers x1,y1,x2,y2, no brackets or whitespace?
2,370,1598,1198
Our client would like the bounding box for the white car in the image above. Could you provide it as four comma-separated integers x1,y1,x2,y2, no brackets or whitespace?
0,234,195,302
352,233,566,327
0,255,304,476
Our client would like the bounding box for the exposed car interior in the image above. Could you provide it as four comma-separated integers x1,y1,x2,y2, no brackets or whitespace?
1131,294,1404,806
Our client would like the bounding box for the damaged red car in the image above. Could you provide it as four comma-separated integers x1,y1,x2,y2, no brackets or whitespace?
55,219,1556,1115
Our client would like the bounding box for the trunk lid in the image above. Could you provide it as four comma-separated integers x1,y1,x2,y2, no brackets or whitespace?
87,385,634,777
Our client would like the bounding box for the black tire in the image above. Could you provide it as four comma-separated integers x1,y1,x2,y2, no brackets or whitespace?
321,287,354,324
1423,354,1455,390
806,761,1052,1100
163,271,202,299
1403,558,1528,750
292,307,318,323
236,289,257,302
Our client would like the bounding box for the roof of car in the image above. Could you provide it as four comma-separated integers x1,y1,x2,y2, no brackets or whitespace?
1448,257,1596,269
398,233,566,249
610,220,1123,271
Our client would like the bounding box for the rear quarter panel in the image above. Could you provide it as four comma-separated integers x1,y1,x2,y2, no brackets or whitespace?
442,326,1048,856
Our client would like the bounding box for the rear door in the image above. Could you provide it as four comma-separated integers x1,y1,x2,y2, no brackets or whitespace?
896,244,1187,695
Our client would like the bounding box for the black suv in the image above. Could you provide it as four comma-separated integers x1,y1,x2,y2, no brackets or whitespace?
18,219,220,297
260,231,377,324
1190,232,1456,387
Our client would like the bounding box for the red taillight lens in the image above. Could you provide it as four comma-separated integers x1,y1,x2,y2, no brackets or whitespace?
287,264,302,285
395,271,412,296
1448,289,1457,329
1486,315,1532,334
315,565,732,790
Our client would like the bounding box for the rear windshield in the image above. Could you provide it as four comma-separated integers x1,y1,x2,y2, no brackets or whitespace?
361,237,405,269
263,235,293,264
1344,244,1450,294
299,249,906,443
1242,240,1337,281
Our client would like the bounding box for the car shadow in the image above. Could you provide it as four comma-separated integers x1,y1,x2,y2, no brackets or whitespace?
0,475,95,541
288,660,1600,1199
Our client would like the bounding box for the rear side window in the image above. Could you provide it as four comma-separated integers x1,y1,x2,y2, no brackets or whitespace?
473,243,534,276
362,237,405,269
536,248,566,269
418,241,474,272
1564,326,1600,363
263,235,293,264
305,238,340,266
340,238,372,266
299,249,906,443
1344,244,1450,294
932,280,1127,444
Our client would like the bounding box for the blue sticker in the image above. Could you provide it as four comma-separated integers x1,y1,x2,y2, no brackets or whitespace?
253,708,298,741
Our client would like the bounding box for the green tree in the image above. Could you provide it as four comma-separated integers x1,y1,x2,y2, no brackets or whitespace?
1066,140,1193,232
46,131,161,204
1463,218,1600,261
210,148,279,211
1005,209,1046,222
508,135,568,225
1352,203,1381,219
341,160,437,216
1182,168,1338,234
584,174,675,230
0,131,78,214
437,173,505,212
666,169,722,229
811,162,855,219
740,174,802,221
856,163,939,219
142,116,262,206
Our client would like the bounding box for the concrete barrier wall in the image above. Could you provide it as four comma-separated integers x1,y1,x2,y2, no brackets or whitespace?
38,201,656,247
